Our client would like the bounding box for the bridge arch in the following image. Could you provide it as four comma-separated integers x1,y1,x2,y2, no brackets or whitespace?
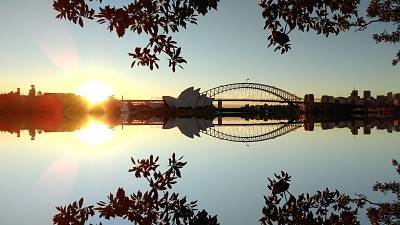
201,83,303,103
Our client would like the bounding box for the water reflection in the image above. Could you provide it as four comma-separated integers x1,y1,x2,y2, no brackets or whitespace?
1,112,400,142
53,154,219,225
52,154,399,225
0,111,119,141
0,112,86,140
76,121,114,145
1,112,398,225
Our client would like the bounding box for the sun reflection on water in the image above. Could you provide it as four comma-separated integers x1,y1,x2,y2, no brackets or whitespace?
76,120,114,145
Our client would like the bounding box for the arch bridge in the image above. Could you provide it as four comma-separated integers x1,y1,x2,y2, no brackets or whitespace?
202,83,303,105
201,121,303,143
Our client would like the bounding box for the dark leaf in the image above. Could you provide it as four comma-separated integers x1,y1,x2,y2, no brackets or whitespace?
79,17,84,27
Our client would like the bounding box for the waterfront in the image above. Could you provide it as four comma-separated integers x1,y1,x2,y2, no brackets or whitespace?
2,0,399,223
0,115,398,225
1,83,400,224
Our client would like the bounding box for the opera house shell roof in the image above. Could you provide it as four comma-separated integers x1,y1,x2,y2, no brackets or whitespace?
162,87,213,108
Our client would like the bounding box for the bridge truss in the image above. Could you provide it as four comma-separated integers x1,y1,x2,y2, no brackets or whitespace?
202,83,303,103
201,122,303,142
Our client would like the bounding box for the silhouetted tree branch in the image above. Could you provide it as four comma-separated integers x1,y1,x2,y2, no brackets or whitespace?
53,0,219,72
259,0,400,66
53,153,219,225
54,1,399,69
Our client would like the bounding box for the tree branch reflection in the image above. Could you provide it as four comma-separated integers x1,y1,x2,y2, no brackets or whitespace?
261,160,400,225
53,155,399,225
53,154,219,225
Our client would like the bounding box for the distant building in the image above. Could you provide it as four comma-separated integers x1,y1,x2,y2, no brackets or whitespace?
304,94,314,103
28,85,36,97
363,90,371,100
376,95,386,106
335,97,348,104
351,90,359,99
387,92,393,100
321,95,335,103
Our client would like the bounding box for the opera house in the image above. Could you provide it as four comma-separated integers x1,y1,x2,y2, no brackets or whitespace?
148,87,214,108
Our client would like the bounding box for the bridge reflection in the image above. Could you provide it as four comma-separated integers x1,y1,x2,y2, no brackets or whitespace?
1,113,400,142
203,122,303,142
107,114,400,142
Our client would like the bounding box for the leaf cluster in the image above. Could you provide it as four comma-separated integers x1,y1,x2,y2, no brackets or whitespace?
53,0,219,71
367,0,400,65
259,0,399,66
261,173,361,225
53,153,219,225
259,0,362,54
260,159,400,225
267,171,291,197
365,159,400,224
53,198,95,225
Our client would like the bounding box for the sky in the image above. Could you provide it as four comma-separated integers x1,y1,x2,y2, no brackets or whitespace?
1,0,399,100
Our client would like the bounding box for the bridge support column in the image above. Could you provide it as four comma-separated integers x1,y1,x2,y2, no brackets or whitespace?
218,100,222,110
218,115,222,125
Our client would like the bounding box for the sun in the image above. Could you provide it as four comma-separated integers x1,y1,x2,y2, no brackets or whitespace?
77,80,114,104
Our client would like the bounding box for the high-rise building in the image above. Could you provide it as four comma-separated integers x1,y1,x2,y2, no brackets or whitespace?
363,90,371,99
387,92,393,100
351,90,359,99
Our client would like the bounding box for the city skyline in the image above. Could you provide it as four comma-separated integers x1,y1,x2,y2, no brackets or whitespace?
1,1,399,100
3,83,400,104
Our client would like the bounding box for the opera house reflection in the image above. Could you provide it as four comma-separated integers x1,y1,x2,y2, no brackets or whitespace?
2,111,400,142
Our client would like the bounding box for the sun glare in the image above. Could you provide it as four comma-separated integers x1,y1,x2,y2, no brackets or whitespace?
77,80,113,104
77,121,114,145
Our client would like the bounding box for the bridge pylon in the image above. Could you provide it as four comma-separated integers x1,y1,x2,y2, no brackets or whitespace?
218,100,222,110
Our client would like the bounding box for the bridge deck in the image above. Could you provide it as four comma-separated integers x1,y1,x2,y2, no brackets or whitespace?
216,99,303,103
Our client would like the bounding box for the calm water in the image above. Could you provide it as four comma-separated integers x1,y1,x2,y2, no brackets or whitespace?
0,116,399,225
